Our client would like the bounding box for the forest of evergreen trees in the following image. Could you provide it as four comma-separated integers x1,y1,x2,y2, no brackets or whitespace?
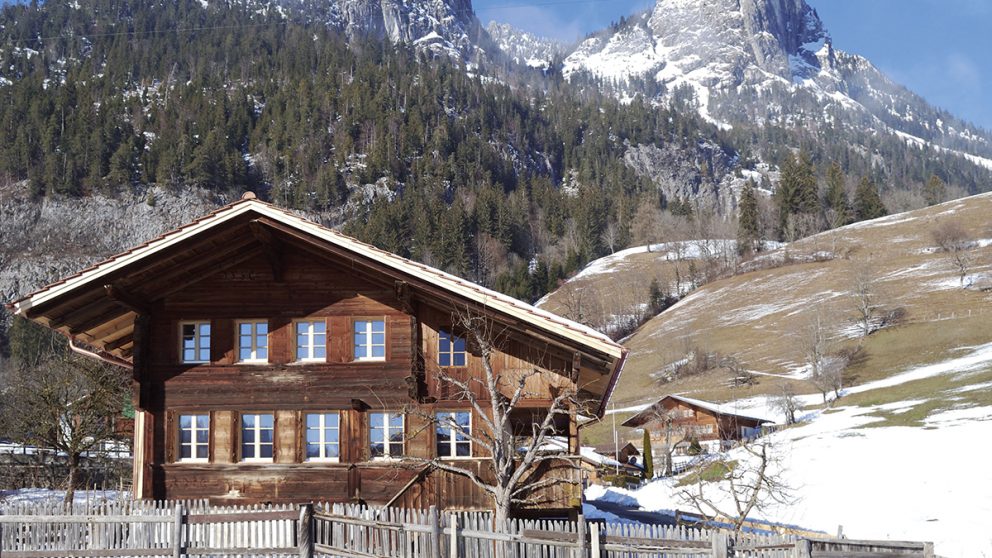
0,0,989,308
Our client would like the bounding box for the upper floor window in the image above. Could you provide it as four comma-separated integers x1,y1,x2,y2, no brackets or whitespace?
241,413,274,462
181,322,211,363
369,412,403,459
305,412,340,462
296,320,327,362
354,320,386,361
436,411,471,458
179,414,209,462
237,321,269,363
438,330,467,367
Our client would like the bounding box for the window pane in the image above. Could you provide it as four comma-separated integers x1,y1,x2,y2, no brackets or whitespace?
453,353,466,367
354,346,364,359
456,442,471,457
183,324,195,337
326,413,339,427
372,321,385,333
180,430,191,444
306,414,319,428
456,412,470,427
242,444,253,458
371,413,385,428
313,322,326,334
257,347,268,360
306,429,320,444
180,415,192,429
239,348,252,360
306,444,320,459
257,323,268,335
453,337,466,352
389,414,403,428
198,348,210,362
196,445,208,459
326,429,339,443
240,323,252,335
196,415,210,429
370,428,384,443
389,442,403,456
372,345,385,358
180,445,191,459
242,429,254,443
260,429,273,444
242,415,255,428
184,348,196,361
372,333,385,345
297,345,308,360
325,444,339,458
439,353,450,367
260,445,273,459
199,323,211,337
314,346,326,359
259,414,274,428
370,443,384,457
439,334,450,352
355,321,368,332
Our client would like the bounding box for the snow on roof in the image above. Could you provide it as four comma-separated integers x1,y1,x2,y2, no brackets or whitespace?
667,395,773,423
534,437,632,469
11,197,623,361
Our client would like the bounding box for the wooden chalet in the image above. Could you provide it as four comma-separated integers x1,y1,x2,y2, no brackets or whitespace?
622,395,770,455
8,193,627,515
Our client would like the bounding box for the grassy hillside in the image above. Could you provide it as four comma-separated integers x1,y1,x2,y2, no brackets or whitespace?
554,193,992,445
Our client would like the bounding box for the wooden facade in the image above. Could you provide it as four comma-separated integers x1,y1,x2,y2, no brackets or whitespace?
622,395,769,455
9,195,626,516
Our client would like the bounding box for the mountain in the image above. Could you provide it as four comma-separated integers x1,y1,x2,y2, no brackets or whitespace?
486,22,564,70
320,0,495,63
562,0,992,166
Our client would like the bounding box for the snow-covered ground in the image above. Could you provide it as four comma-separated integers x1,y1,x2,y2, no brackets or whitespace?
588,402,992,556
0,488,127,506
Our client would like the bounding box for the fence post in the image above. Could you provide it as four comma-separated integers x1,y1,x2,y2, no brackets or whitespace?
923,542,935,558
575,513,587,558
589,523,600,558
172,504,185,558
429,506,442,558
792,538,812,558
710,531,728,558
448,514,458,558
298,504,314,558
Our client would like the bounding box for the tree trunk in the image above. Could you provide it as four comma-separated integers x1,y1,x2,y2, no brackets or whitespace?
65,453,80,504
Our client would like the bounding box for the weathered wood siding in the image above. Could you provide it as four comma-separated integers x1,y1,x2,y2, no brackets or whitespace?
136,246,580,512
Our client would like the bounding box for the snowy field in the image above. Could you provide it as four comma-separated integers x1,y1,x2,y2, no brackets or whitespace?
0,488,127,506
589,401,992,557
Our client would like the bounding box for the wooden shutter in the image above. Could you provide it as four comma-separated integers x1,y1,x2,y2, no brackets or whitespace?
165,410,177,463
328,316,351,363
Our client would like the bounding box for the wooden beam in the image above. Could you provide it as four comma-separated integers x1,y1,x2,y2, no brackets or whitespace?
104,332,134,352
146,246,262,301
105,284,151,315
48,296,111,330
249,219,284,282
69,307,130,336
137,238,257,296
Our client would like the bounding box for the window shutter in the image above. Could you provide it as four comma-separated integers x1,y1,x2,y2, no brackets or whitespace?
328,316,350,363
165,410,176,463
215,319,234,364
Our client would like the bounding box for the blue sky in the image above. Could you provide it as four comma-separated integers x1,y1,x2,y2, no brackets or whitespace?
474,0,992,131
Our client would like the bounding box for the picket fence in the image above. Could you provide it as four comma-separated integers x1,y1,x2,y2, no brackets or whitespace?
0,499,935,558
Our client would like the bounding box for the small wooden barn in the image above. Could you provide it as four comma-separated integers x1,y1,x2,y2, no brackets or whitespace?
8,194,627,515
622,395,770,455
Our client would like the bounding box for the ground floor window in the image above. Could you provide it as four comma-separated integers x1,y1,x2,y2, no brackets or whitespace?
179,414,209,462
241,413,274,462
370,412,404,458
305,412,340,462
436,411,471,458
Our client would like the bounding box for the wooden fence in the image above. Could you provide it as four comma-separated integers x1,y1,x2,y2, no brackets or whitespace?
0,500,936,558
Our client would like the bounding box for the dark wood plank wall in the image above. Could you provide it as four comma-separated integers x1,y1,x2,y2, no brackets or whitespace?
137,246,582,513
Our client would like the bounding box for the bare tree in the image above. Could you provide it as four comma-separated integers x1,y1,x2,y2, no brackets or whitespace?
0,352,130,503
771,384,800,425
797,308,846,403
850,257,883,337
721,355,756,388
601,222,621,255
643,406,693,477
677,439,795,534
413,308,579,528
931,221,974,287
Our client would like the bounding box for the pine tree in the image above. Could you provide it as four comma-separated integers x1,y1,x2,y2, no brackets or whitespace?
642,429,654,480
854,176,887,221
775,151,818,239
737,179,760,255
824,161,850,228
924,174,946,206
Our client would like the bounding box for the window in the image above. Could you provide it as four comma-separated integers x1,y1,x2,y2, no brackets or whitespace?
354,320,386,361
438,331,467,367
179,414,209,462
436,411,471,458
181,322,211,363
305,412,340,462
369,412,403,459
241,413,274,462
237,321,269,363
296,321,327,362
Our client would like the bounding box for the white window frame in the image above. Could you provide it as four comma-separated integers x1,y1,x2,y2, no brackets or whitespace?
178,413,210,463
180,321,211,364
436,411,472,459
240,412,275,463
438,330,468,367
304,412,341,463
353,319,386,362
369,412,404,460
295,320,327,362
236,320,269,364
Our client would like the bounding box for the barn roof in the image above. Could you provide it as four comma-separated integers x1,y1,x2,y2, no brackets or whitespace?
8,194,627,415
621,394,772,428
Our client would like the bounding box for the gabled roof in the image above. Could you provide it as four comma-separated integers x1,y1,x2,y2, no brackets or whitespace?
621,394,772,428
8,194,627,415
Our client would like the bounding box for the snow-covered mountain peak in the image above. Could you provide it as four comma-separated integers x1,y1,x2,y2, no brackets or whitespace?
486,21,564,70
